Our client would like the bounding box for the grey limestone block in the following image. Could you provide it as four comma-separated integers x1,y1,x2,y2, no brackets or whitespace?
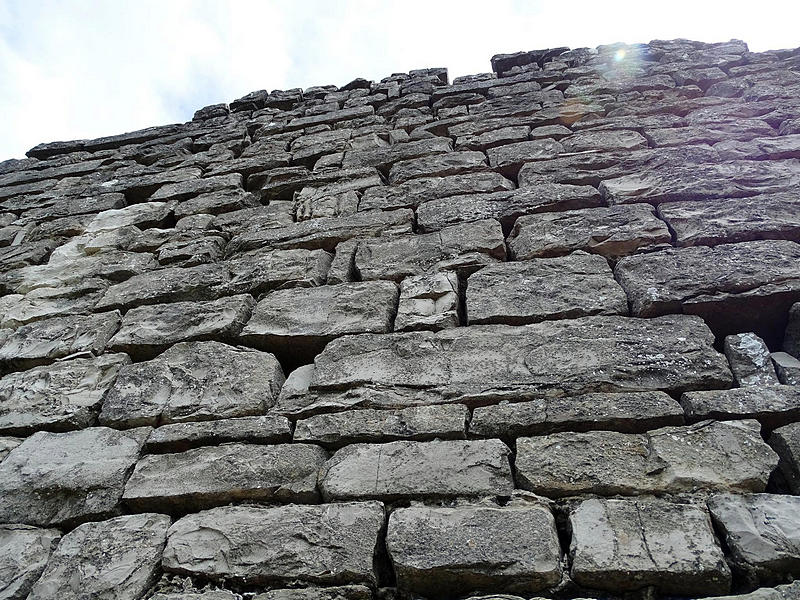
784,302,800,359
680,385,800,428
253,586,371,600
145,414,292,453
387,150,489,184
0,524,61,600
772,352,800,385
724,332,780,387
769,422,800,494
394,271,460,332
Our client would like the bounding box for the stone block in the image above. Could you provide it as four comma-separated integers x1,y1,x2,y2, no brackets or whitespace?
769,423,800,494
394,271,460,332
145,414,292,453
724,333,780,386
0,524,60,600
681,386,800,428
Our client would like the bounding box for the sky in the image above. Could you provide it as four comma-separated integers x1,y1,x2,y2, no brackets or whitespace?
1,0,799,160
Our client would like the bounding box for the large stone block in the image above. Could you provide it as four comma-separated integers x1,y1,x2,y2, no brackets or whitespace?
100,341,283,428
225,247,333,295
387,498,562,597
27,513,170,600
145,414,292,453
516,420,777,497
0,353,130,435
769,423,800,494
708,493,800,582
311,315,732,405
569,497,731,595
108,295,254,359
162,502,385,586
394,271,461,332
507,204,671,259
318,439,514,502
466,253,627,325
469,391,683,438
0,426,148,526
681,386,800,428
253,586,371,600
0,524,60,600
123,443,327,511
0,311,121,369
724,332,781,387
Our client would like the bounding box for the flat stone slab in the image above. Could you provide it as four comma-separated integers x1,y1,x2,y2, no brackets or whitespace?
469,391,684,438
769,423,800,494
466,253,628,325
569,497,731,596
507,204,671,259
0,286,105,329
0,426,148,526
516,419,778,497
108,295,254,359
0,524,60,600
681,386,799,428
486,139,564,177
395,271,461,332
349,219,506,282
708,493,800,581
254,586,371,600
162,502,385,586
0,311,121,369
100,341,284,428
123,443,327,511
225,247,332,295
26,513,170,600
561,129,648,152
239,282,398,359
318,439,514,502
311,315,732,404
85,201,175,232
294,404,468,448
388,150,489,184
145,414,292,453
657,192,800,247
0,353,130,435
387,498,562,597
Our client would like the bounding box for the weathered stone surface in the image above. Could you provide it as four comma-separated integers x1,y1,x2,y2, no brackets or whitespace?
151,173,243,202
311,315,732,403
294,404,468,448
0,426,148,526
387,498,561,597
0,286,104,329
516,420,777,497
0,435,21,461
359,172,514,211
772,352,800,386
0,311,121,369
26,513,170,600
0,524,60,600
145,414,292,453
228,208,413,253
569,497,731,595
254,585,371,600
96,264,230,310
108,295,254,358
226,247,332,295
152,593,239,600
724,333,781,387
416,185,602,231
507,204,671,259
163,502,385,586
784,302,800,359
455,125,530,151
561,129,649,153
466,253,627,325
123,443,327,511
0,353,130,435
240,281,398,359
769,423,800,494
387,151,489,184
318,439,513,502
85,201,175,232
350,219,505,282
470,391,683,438
681,386,800,429
341,137,452,170
395,271,460,332
695,582,800,600
486,139,564,177
100,341,283,428
658,193,800,247
708,493,800,582
174,188,259,218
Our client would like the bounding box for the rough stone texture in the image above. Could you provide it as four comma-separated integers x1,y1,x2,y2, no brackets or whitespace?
708,493,800,582
769,423,800,494
0,426,148,526
784,302,800,359
100,341,284,428
108,295,254,358
145,414,292,453
123,443,327,511
163,502,385,586
507,204,671,259
0,524,61,600
294,404,468,448
681,386,800,429
0,310,121,369
394,271,460,332
254,586,371,600
772,352,800,386
725,333,781,387
516,420,778,497
387,498,562,597
26,513,170,600
388,151,489,184
0,352,129,436
312,315,732,404
466,253,627,325
318,439,514,502
225,247,333,295
569,497,731,595
469,391,684,438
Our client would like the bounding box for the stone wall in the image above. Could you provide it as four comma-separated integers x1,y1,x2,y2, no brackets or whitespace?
1,38,800,600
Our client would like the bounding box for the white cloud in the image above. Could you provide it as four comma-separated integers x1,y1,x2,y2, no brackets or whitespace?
1,0,798,159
